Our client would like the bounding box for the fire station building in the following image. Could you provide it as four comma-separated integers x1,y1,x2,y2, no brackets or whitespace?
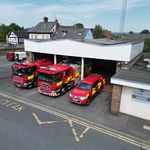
24,17,150,121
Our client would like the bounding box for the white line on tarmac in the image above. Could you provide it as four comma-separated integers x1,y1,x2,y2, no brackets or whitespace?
0,90,150,150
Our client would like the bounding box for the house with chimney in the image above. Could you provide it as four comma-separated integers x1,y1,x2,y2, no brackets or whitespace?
28,17,93,40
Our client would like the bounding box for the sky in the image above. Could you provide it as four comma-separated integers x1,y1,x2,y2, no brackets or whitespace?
0,0,150,32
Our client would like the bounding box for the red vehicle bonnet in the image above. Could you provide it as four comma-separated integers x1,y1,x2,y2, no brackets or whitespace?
71,87,91,97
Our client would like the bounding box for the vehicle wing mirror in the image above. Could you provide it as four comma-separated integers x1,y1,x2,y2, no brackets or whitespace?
75,83,79,87
92,87,96,90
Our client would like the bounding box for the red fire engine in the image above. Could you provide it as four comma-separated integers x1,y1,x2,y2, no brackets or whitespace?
37,63,81,96
11,59,52,88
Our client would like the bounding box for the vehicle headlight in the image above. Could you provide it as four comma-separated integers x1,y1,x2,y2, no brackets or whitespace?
51,90,56,93
80,94,89,100
69,93,73,97
23,83,27,86
80,96,86,100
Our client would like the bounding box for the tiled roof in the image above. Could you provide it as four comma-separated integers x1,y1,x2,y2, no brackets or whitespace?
28,22,56,33
15,30,29,38
52,26,89,40
116,34,150,42
27,18,92,40
7,30,29,38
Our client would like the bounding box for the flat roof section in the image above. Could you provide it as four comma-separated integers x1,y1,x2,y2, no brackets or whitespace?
76,39,128,46
25,39,144,62
111,53,150,90
27,38,128,46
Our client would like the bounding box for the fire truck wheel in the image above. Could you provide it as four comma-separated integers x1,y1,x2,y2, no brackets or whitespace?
70,81,75,88
60,86,66,95
32,80,36,88
86,97,92,106
99,85,104,94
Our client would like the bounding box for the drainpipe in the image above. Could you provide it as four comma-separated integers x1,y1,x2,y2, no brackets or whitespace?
81,57,84,79
54,54,57,64
32,53,35,62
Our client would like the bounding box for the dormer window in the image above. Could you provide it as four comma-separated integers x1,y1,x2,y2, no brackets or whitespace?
78,32,82,36
62,30,67,37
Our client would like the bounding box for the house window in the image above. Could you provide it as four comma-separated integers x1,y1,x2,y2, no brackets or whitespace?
42,35,45,39
35,35,37,39
46,35,49,39
31,35,33,39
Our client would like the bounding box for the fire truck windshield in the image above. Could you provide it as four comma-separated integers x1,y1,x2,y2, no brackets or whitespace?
76,82,91,91
37,72,56,82
12,66,36,76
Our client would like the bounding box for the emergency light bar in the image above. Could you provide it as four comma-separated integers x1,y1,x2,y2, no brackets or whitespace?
40,66,47,69
14,62,28,66
40,66,57,71
14,62,20,65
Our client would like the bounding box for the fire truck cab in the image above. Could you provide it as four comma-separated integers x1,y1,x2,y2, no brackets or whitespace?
11,59,52,88
37,64,80,96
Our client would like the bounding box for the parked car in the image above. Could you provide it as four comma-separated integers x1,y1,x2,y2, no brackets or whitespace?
6,51,15,61
69,74,105,105
6,51,26,61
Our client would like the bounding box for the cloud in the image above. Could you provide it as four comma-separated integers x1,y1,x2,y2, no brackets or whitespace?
0,0,149,31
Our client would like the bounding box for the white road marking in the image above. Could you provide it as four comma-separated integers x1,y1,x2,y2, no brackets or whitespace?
0,90,150,149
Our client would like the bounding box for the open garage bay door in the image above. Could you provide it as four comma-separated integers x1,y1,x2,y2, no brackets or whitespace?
34,52,54,61
92,59,117,83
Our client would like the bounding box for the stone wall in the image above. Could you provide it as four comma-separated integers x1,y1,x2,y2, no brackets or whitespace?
27,52,33,62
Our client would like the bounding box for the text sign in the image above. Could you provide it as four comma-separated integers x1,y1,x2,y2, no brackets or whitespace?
0,99,25,112
132,89,150,105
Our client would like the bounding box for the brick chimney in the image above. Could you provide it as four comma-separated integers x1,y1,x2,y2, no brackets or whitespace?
43,17,48,23
55,19,60,29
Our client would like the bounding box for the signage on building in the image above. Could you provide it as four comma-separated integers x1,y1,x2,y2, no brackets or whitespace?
132,89,150,104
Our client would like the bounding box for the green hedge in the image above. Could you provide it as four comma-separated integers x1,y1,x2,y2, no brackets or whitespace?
143,38,150,52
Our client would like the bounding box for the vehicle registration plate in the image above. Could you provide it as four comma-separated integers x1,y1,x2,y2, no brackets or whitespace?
72,98,78,102
43,92,48,95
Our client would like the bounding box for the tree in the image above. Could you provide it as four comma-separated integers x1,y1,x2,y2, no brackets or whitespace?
74,23,84,28
140,29,149,34
93,25,105,38
143,38,150,52
129,31,134,34
0,23,24,42
0,24,9,42
8,23,23,31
